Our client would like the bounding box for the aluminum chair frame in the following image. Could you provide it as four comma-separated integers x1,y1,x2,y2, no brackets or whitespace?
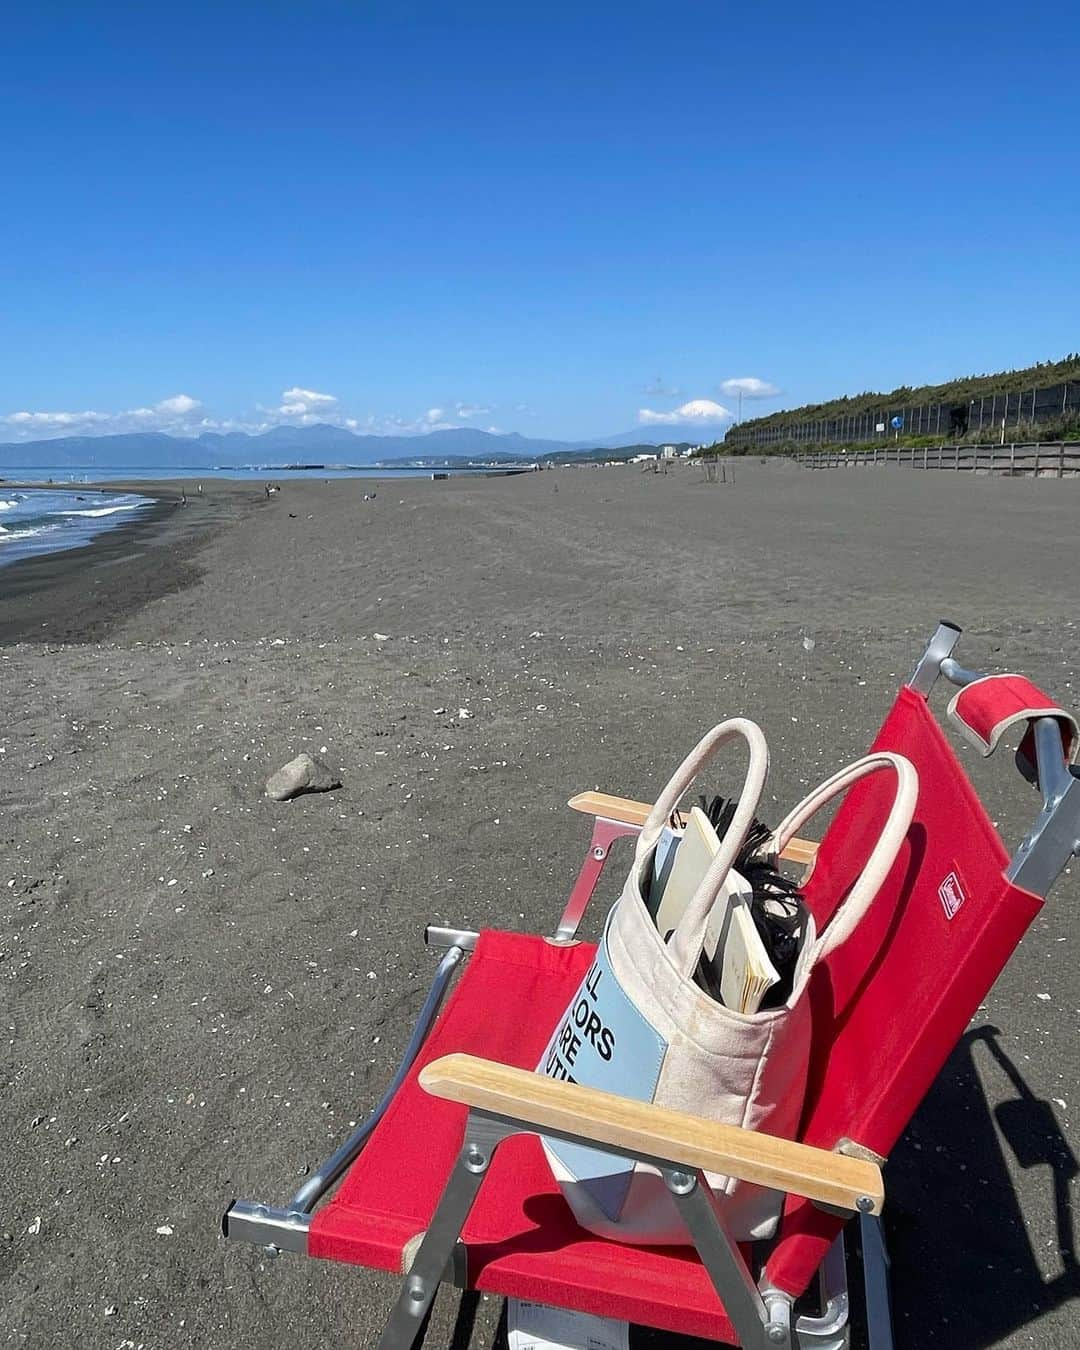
224,621,1079,1350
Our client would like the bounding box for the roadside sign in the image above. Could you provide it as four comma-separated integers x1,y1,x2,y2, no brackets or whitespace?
875,422,885,433
890,415,904,429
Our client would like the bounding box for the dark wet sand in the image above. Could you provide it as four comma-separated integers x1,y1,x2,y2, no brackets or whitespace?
0,481,261,646
2,461,1078,1350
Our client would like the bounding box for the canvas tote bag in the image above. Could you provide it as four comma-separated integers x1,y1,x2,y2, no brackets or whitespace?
538,718,918,1244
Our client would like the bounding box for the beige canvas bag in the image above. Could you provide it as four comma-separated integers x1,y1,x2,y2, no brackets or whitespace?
539,718,917,1244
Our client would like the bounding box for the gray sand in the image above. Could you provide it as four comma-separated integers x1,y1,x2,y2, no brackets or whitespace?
2,461,1078,1349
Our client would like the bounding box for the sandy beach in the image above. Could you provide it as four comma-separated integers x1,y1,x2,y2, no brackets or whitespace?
2,461,1079,1349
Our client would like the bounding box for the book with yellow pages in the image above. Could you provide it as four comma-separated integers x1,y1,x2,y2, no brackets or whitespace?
651,806,780,1014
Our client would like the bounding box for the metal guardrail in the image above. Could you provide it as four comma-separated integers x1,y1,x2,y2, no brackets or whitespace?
794,441,1080,477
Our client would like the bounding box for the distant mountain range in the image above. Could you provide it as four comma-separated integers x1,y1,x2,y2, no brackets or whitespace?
0,422,713,470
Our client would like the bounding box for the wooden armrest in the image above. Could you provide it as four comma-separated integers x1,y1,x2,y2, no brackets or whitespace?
568,791,819,867
419,1053,882,1216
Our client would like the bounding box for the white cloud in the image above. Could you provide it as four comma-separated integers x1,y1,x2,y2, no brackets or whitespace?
277,386,338,418
266,386,470,435
718,377,780,399
281,386,337,406
358,402,494,435
156,393,201,414
7,410,109,429
348,412,440,436
1,386,502,443
353,403,494,436
1,394,205,440
197,416,269,435
638,398,733,426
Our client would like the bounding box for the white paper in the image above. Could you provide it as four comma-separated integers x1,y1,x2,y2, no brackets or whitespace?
653,807,778,1012
507,1299,629,1350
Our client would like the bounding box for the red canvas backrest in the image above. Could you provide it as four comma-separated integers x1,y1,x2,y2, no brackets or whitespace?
798,685,1042,1156
766,685,1044,1293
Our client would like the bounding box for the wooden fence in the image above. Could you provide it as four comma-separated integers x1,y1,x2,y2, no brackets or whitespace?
795,441,1080,477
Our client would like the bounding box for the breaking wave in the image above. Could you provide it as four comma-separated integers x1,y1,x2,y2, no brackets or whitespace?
0,489,154,566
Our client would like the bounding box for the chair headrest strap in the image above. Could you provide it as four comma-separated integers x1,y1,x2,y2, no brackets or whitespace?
947,674,1078,780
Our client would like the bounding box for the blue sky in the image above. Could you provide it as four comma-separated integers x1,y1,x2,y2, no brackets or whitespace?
2,1,1079,442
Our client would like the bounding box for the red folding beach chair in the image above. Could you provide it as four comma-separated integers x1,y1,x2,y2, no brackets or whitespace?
223,622,1080,1349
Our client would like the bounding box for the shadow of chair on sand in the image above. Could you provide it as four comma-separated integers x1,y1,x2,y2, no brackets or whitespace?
438,1024,1079,1350
872,1023,1080,1349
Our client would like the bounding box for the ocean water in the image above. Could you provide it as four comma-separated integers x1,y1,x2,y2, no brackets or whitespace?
0,488,156,568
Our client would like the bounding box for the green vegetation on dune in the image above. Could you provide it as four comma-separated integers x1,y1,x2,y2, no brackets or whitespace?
729,355,1080,435
714,354,1080,454
698,411,1080,458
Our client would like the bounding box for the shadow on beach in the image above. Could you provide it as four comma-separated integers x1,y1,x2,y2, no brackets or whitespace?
629,1025,1080,1350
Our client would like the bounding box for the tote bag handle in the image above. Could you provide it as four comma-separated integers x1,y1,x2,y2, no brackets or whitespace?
768,752,918,963
635,718,770,980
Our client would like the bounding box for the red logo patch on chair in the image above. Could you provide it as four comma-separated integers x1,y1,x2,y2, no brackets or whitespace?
938,871,966,920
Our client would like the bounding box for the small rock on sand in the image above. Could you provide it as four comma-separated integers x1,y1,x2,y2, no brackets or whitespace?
265,753,341,801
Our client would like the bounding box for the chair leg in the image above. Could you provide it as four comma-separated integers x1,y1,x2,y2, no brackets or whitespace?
795,1234,849,1350
663,1170,777,1350
859,1214,895,1350
375,1161,486,1350
377,1118,510,1350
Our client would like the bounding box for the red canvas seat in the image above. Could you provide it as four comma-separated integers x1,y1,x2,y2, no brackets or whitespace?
311,930,744,1342
308,685,1043,1338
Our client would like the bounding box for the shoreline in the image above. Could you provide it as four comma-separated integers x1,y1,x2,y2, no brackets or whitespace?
0,479,262,646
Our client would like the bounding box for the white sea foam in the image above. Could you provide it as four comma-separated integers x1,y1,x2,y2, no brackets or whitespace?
0,524,55,543
0,489,153,567
58,502,145,518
